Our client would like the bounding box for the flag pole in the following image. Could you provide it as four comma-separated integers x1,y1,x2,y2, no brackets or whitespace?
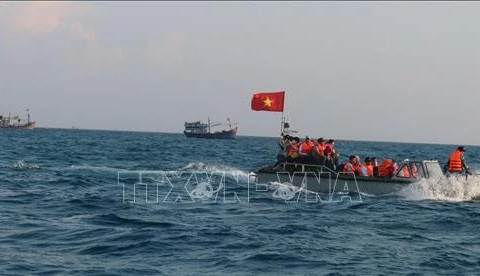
279,91,286,137
279,111,284,137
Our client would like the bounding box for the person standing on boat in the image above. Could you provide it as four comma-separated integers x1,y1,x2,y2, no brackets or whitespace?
275,135,290,166
444,146,471,175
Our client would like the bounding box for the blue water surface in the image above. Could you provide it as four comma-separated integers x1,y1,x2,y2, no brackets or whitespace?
1,129,480,275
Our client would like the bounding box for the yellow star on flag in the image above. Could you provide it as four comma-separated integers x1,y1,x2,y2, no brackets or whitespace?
263,97,274,107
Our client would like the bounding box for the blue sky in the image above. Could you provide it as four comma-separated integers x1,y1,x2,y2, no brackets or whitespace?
0,2,479,145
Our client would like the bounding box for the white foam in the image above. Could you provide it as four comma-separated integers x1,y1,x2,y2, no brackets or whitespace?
67,165,122,173
398,175,480,202
268,181,315,200
178,162,251,183
9,160,39,169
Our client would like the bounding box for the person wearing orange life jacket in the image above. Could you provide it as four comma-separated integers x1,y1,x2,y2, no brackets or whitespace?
444,146,470,175
324,139,335,158
312,137,326,165
298,136,314,163
324,139,339,170
298,136,314,156
353,155,363,176
343,155,361,176
401,165,411,178
286,137,301,163
377,159,395,177
342,155,356,174
360,157,374,177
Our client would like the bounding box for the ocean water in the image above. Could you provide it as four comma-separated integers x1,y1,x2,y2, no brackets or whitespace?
1,128,480,275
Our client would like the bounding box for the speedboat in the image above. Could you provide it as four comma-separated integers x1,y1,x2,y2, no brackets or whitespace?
251,160,444,195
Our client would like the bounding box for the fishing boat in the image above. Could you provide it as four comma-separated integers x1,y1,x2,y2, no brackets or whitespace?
252,160,444,196
183,117,238,139
0,110,36,129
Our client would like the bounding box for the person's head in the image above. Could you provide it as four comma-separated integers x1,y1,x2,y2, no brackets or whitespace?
327,139,334,144
293,137,300,143
317,137,325,144
305,135,311,142
457,146,466,152
364,157,371,164
349,155,356,163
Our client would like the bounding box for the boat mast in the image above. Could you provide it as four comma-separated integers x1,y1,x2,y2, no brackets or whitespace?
208,117,211,133
27,109,30,123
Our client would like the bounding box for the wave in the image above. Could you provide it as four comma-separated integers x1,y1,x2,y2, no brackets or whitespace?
66,165,125,173
266,181,317,201
7,160,39,169
399,175,480,201
178,162,252,183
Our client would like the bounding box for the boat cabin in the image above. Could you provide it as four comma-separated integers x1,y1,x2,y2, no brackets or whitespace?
184,121,209,134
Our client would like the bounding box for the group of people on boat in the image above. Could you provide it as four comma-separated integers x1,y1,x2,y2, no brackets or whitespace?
276,135,340,170
277,135,472,178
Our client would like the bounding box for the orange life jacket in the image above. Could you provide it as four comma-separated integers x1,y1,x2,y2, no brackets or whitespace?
365,164,373,176
402,166,410,177
287,143,299,159
315,144,325,156
448,150,463,172
353,164,362,176
378,159,394,177
343,162,355,174
299,141,314,155
324,144,334,158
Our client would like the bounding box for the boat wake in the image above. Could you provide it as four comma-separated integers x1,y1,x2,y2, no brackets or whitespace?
398,175,480,201
178,162,252,183
66,165,123,173
268,181,316,201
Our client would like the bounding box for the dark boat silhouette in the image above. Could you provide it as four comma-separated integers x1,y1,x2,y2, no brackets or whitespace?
184,117,238,139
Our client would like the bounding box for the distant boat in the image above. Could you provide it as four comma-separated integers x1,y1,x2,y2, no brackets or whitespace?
184,117,238,139
0,110,36,130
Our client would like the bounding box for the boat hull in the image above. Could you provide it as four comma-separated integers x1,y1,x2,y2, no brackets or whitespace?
0,121,36,130
252,161,439,196
184,129,236,139
255,170,415,195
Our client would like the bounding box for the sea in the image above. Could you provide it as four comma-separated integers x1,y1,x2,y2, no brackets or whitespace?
1,128,480,275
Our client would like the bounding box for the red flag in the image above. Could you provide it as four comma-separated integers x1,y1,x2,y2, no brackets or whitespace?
251,91,285,112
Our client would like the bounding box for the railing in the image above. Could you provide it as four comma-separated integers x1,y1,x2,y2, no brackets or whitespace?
275,162,339,175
